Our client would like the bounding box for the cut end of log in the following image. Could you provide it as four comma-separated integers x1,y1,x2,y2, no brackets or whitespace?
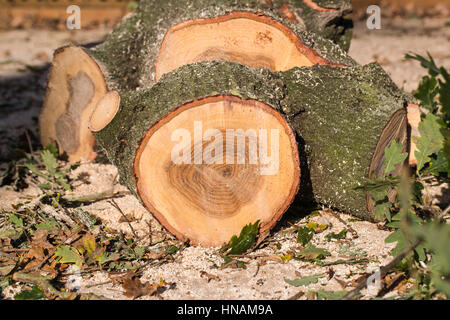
155,11,332,82
39,46,107,162
407,103,421,166
89,91,121,132
134,95,300,246
367,108,409,218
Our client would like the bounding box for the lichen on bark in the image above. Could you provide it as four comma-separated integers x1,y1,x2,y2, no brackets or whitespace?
280,63,408,219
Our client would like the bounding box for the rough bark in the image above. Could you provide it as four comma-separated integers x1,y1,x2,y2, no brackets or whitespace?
281,63,409,220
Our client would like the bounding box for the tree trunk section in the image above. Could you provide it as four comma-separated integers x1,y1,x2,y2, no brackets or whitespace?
40,0,356,162
93,62,301,246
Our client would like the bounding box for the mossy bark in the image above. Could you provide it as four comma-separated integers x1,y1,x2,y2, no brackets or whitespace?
88,0,356,91
93,61,408,222
274,0,353,51
281,63,408,220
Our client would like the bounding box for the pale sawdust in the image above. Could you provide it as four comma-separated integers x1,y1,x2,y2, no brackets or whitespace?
1,17,450,300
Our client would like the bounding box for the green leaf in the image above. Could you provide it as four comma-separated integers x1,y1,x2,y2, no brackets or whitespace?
165,245,178,255
438,68,450,120
221,221,260,255
56,177,71,191
406,53,440,77
14,286,45,300
96,252,119,266
24,163,49,180
9,214,23,228
296,244,331,261
414,76,439,111
43,144,59,158
311,289,348,300
414,113,445,172
285,274,324,287
385,229,408,258
384,140,408,175
41,149,58,176
428,150,449,177
297,226,314,245
374,201,391,222
325,229,347,242
38,183,52,190
55,245,83,267
36,218,58,230
418,76,439,106
412,181,425,205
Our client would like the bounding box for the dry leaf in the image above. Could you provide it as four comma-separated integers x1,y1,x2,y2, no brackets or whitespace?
122,276,162,299
32,229,53,249
200,271,220,282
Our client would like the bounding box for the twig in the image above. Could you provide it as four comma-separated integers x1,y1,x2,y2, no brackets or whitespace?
341,239,422,300
24,129,34,155
66,189,129,204
108,199,138,238
326,209,358,238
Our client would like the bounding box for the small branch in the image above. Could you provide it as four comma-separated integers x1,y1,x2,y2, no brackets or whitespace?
65,189,129,204
108,199,138,238
341,239,422,300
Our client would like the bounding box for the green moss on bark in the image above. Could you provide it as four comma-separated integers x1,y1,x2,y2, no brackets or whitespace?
281,63,407,220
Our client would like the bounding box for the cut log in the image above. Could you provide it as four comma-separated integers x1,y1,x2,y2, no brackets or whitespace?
93,62,301,246
40,0,356,162
93,0,356,90
92,61,409,245
39,46,107,162
281,63,409,220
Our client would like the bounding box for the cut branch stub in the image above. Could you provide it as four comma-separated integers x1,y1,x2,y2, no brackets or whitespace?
92,61,411,241
89,91,121,133
407,103,421,166
134,96,300,245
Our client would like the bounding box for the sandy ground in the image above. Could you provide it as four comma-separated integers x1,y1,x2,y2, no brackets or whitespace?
0,18,449,300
